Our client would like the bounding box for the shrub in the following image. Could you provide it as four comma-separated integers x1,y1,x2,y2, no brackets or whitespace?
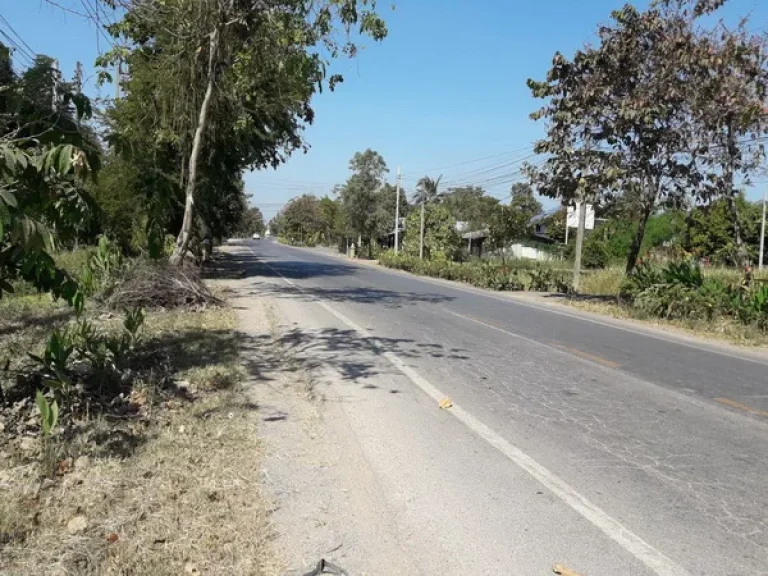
581,238,610,269
621,260,768,329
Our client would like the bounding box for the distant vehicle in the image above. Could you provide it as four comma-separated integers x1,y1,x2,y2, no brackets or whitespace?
252,233,261,240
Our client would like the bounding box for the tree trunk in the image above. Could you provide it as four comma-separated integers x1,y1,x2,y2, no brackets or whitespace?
724,121,749,266
419,197,425,259
170,26,220,266
625,197,655,274
725,191,748,266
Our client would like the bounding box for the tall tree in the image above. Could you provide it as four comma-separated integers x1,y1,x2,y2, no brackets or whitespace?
687,20,768,266
0,49,97,304
101,0,388,264
281,194,322,242
527,3,708,273
442,185,498,230
339,149,389,254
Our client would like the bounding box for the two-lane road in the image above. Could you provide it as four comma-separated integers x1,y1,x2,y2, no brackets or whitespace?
243,239,768,575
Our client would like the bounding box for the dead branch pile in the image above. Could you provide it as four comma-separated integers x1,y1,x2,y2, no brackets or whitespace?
105,261,222,310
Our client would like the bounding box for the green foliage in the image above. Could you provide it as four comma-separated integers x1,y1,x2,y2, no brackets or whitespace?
683,195,762,265
29,329,74,394
100,1,388,260
620,260,768,329
378,251,570,293
0,50,97,310
442,186,497,231
526,1,767,272
35,390,59,437
279,195,323,243
402,204,461,261
581,238,610,269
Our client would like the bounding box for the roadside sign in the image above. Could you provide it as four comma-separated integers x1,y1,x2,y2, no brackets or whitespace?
566,202,595,230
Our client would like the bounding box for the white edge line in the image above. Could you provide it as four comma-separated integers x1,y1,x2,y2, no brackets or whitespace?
250,245,689,576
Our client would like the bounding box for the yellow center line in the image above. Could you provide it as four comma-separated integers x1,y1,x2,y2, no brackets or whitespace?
442,308,623,371
714,397,768,418
550,343,622,369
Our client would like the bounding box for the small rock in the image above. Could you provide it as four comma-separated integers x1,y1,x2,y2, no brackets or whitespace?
178,425,186,434
11,399,29,414
0,420,5,433
41,478,56,491
26,416,38,427
67,515,88,535
184,562,200,575
19,437,37,452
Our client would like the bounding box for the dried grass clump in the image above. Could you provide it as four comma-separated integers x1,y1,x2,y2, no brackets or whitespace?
106,262,222,310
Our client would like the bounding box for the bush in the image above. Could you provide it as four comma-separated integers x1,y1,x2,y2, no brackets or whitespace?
581,239,610,269
620,260,768,329
379,251,567,293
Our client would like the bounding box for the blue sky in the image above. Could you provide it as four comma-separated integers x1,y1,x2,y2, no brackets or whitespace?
2,0,767,219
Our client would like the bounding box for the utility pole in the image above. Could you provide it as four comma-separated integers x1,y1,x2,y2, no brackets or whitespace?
115,57,122,100
394,165,401,255
760,187,767,271
572,134,591,293
51,59,59,111
573,199,587,291
419,187,425,259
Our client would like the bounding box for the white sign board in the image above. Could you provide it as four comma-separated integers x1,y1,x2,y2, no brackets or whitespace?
566,202,595,230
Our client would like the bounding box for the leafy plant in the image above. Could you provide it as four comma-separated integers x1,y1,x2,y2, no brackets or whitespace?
661,261,703,288
35,390,59,437
29,330,74,393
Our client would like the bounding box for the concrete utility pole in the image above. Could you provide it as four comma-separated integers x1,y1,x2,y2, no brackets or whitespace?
115,57,122,100
572,134,591,292
51,59,59,111
573,199,587,292
394,165,401,255
760,187,767,271
419,187,426,259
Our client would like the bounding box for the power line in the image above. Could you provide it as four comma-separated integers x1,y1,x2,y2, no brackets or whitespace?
0,15,37,62
78,0,116,51
400,145,534,177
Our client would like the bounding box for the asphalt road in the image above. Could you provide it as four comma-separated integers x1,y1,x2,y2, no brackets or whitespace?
239,239,768,575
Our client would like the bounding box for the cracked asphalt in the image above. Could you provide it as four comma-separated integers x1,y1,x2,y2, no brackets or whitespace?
238,239,768,575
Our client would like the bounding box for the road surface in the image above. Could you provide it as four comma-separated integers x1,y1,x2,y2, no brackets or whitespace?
235,239,768,576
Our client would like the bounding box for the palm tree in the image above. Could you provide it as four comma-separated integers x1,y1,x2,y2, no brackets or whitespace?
415,175,443,204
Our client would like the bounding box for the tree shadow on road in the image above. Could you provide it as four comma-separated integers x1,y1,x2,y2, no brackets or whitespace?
205,246,357,281
239,281,455,310
247,325,470,384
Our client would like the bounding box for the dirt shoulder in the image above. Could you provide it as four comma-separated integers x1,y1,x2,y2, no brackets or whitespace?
1,272,279,575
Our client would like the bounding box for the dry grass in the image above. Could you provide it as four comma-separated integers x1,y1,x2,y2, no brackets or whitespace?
563,298,768,347
1,391,280,576
0,304,280,575
579,267,625,296
577,266,768,297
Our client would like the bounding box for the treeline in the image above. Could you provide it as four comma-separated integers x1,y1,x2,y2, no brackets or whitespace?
270,149,544,259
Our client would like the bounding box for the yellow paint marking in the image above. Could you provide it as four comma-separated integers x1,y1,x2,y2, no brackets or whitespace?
714,397,768,418
551,343,622,369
